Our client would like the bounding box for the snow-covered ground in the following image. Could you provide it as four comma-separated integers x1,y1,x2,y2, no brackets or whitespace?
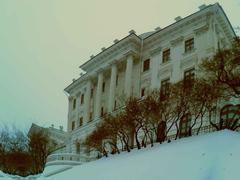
1,130,240,180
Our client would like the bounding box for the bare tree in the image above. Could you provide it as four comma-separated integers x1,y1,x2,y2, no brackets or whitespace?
200,37,240,98
28,129,55,174
125,97,144,149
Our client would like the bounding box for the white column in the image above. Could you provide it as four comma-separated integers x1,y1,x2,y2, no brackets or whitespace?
94,72,103,118
67,96,73,132
124,54,133,98
84,80,91,122
108,64,117,112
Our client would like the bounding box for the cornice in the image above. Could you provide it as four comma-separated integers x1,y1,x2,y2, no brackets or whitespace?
84,41,140,74
143,9,214,52
64,73,95,94
80,34,141,72
170,36,184,46
149,46,162,56
194,24,209,36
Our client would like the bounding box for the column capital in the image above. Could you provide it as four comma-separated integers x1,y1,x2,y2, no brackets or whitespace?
149,46,162,56
108,59,118,66
124,50,137,59
68,96,74,101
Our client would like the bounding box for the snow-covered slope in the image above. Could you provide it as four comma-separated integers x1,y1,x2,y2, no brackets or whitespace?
39,130,240,180
2,130,240,180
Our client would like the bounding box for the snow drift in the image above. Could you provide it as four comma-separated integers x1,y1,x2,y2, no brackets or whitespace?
2,130,239,180
39,130,240,180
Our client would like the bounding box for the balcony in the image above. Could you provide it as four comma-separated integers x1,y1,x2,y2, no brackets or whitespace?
46,153,95,166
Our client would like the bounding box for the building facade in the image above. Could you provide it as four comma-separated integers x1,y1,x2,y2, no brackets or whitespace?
63,3,235,159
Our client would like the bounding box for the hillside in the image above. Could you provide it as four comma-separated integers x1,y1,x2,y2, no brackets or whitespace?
1,130,239,180
40,130,240,180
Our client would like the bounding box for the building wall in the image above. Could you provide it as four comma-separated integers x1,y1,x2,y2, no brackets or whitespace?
64,3,235,157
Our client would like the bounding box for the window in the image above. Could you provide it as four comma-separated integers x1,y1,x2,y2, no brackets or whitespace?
141,88,145,97
114,100,117,110
81,94,84,104
162,49,170,63
73,99,76,109
185,38,194,52
116,75,119,86
90,88,94,98
143,59,150,72
89,112,93,121
102,82,105,93
184,68,195,89
101,107,104,117
179,113,191,138
184,68,195,81
86,146,90,156
71,121,75,131
78,117,83,127
76,142,80,154
160,78,170,98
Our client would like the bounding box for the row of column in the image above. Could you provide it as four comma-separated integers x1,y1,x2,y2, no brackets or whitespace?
84,54,134,121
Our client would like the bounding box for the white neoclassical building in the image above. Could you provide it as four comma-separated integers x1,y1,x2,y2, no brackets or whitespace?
58,3,235,161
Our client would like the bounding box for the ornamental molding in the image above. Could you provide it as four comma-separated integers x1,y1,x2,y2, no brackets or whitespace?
143,13,210,52
180,54,198,70
158,62,173,78
193,24,209,36
86,42,140,74
81,35,141,72
170,36,184,46
149,46,162,56
141,72,150,82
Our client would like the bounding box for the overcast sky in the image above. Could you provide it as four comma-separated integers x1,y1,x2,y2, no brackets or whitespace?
0,0,239,131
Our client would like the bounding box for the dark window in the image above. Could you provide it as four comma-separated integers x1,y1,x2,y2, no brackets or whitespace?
184,68,195,89
162,49,170,63
116,75,119,86
179,113,191,138
71,121,75,131
141,88,145,97
102,82,105,93
76,142,80,154
185,38,194,52
160,78,170,98
86,146,90,156
101,107,104,117
114,100,117,110
89,112,93,121
143,59,150,72
73,99,76,109
81,94,84,104
90,88,94,98
79,117,83,127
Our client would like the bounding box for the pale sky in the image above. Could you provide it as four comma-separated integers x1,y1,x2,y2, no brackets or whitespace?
0,0,239,131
